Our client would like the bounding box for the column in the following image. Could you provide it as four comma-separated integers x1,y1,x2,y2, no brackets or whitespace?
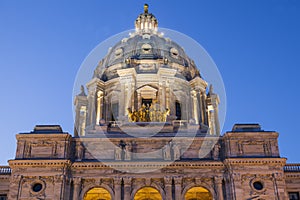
123,177,132,200
96,91,103,125
104,96,109,121
192,90,199,124
215,176,224,200
54,175,64,199
131,83,135,111
201,91,207,124
196,90,202,124
174,177,182,200
8,175,22,199
87,91,96,126
164,177,172,200
166,83,170,109
114,177,122,200
73,177,81,200
137,91,142,110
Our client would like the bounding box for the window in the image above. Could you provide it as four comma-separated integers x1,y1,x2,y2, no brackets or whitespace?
111,103,119,121
0,195,7,200
175,101,181,120
289,192,300,200
253,181,264,191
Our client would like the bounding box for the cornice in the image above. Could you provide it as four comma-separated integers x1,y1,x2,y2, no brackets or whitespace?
72,161,224,169
224,158,286,166
8,159,71,168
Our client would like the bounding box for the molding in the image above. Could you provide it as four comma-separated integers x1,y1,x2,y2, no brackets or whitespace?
224,158,286,166
8,159,71,168
72,161,224,169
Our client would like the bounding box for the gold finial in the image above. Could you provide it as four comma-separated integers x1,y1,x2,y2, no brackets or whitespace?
144,4,149,13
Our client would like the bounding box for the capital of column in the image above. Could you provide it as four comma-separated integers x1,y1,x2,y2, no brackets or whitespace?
164,176,172,185
214,176,223,185
123,177,132,185
114,177,122,185
73,177,82,185
173,176,182,185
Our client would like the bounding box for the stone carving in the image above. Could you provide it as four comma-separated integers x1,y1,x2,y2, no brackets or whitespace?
10,175,22,185
212,143,221,160
115,146,122,160
172,143,181,160
163,142,171,160
124,143,132,160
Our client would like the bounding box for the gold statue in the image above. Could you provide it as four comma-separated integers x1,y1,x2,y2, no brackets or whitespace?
127,108,138,122
127,102,170,123
144,4,149,13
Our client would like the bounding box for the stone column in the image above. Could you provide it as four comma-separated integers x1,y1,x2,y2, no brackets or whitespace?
88,91,96,126
114,177,122,200
54,175,64,199
201,91,207,124
137,91,142,110
164,177,172,200
8,175,22,200
123,177,132,200
215,176,224,200
174,177,182,200
96,91,103,125
104,96,109,122
73,177,81,200
166,84,170,109
131,82,135,111
192,90,199,124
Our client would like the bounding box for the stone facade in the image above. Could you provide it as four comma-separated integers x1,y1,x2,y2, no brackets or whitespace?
0,124,299,199
1,4,300,200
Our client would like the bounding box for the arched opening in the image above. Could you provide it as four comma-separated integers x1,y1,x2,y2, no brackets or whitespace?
184,186,212,200
134,187,162,200
83,187,111,200
175,101,181,120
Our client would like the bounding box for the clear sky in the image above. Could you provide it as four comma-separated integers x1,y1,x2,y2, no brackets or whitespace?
0,0,299,165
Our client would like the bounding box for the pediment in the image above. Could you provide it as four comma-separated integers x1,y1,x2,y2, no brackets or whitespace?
136,85,158,93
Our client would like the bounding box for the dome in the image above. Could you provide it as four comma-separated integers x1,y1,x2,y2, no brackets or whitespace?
93,5,201,82
74,4,220,137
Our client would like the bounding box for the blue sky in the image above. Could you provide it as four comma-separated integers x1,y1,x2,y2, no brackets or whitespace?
0,0,299,164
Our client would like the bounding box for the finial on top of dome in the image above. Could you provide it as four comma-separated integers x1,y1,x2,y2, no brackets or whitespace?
144,4,149,13
135,4,158,33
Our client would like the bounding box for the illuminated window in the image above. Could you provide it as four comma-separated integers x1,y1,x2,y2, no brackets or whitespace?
134,187,162,200
83,187,111,200
185,187,213,200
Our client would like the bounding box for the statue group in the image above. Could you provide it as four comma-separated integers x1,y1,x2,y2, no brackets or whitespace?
127,103,170,122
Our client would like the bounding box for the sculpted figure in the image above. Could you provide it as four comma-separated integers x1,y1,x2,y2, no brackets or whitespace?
124,143,132,160
172,143,181,160
163,142,171,160
115,146,122,160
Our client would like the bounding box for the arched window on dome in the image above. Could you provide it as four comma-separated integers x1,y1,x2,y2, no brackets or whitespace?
184,186,213,200
83,187,111,200
175,101,181,120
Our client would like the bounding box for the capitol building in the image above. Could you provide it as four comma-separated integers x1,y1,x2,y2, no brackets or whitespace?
0,4,300,200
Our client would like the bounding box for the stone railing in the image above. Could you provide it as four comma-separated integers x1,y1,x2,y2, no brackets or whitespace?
284,164,300,172
0,166,11,175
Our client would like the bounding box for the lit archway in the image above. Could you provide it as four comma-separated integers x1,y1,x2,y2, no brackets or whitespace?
83,187,111,200
184,186,213,200
134,187,163,200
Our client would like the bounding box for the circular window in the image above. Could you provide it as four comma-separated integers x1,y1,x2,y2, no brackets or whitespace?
114,48,123,57
142,44,152,54
253,181,264,191
32,183,43,193
170,47,179,58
